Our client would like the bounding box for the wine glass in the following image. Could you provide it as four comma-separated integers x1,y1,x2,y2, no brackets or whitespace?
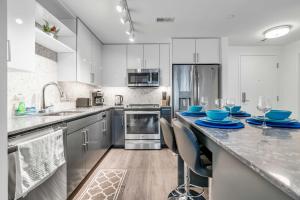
257,96,272,129
214,98,225,110
200,96,208,111
226,98,236,116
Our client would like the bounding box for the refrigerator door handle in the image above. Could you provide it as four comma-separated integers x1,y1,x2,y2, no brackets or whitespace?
242,92,249,103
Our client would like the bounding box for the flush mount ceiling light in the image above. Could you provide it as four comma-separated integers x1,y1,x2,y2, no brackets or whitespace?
263,25,292,39
116,0,126,13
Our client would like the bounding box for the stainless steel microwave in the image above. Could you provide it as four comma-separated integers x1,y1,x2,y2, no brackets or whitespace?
127,68,160,87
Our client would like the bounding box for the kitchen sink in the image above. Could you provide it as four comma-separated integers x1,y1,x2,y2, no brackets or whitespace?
42,111,84,116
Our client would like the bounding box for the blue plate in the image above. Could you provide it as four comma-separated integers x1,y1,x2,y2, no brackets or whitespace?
253,116,296,123
199,117,240,125
195,119,245,129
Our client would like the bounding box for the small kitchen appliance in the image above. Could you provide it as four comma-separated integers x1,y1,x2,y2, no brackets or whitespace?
115,95,124,106
76,98,91,107
127,68,160,87
92,90,104,106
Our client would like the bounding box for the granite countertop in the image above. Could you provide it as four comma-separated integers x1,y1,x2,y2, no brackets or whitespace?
177,113,300,200
8,106,121,136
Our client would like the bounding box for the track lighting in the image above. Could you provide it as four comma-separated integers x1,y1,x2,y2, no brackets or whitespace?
120,13,129,24
116,0,125,13
129,33,135,42
126,26,133,35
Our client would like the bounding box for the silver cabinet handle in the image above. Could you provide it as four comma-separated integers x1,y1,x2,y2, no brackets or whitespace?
82,130,87,152
242,92,250,103
7,40,11,62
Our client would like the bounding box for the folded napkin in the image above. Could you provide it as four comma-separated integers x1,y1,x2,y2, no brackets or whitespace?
195,119,245,129
231,111,251,117
14,129,65,199
246,118,300,129
181,111,206,117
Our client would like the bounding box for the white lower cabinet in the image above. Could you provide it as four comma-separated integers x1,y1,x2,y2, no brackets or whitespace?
101,45,127,87
7,0,35,71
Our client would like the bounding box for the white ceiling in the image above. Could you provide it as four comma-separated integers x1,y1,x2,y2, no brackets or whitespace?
60,0,300,45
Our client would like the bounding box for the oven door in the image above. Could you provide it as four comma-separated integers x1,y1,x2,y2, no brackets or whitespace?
125,111,160,140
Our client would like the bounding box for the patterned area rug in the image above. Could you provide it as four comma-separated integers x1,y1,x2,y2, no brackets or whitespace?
76,169,127,200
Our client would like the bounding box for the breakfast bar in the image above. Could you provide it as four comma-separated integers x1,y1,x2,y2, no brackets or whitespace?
176,112,300,200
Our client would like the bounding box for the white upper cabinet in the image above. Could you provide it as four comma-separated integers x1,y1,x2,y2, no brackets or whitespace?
172,38,220,64
127,44,143,69
92,38,102,86
143,44,159,69
77,20,92,84
7,0,35,71
102,45,127,87
159,44,170,86
172,39,195,64
196,39,220,63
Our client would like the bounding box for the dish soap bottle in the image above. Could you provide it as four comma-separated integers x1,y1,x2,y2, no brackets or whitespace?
16,94,26,115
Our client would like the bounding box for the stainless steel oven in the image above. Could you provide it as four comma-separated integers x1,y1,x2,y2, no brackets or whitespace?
125,105,161,149
127,68,160,87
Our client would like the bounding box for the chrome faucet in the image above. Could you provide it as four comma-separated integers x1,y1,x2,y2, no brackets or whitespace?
40,82,64,112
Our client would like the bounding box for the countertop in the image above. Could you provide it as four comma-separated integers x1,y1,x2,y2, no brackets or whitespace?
177,113,300,200
8,106,118,136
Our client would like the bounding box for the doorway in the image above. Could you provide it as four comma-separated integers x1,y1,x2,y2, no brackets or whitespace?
240,55,279,115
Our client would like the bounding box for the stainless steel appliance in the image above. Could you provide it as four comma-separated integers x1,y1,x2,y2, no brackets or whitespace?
115,95,124,106
172,64,220,115
76,98,91,107
125,104,161,149
92,90,104,106
127,68,160,87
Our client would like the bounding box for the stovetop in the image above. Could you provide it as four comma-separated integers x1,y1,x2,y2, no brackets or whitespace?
125,104,160,111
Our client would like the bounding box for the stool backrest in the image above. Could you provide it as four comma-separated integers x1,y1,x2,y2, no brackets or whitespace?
160,118,177,153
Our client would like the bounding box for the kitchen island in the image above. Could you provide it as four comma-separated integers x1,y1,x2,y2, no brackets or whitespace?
176,113,300,200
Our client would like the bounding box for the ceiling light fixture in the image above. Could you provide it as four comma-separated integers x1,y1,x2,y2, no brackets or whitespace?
120,12,129,24
263,25,292,39
116,0,125,13
125,26,133,35
129,33,135,42
15,18,23,24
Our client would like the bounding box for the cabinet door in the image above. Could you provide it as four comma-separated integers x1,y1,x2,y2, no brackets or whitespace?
67,129,85,196
172,39,195,64
85,122,102,171
77,20,92,84
196,39,220,63
112,109,125,147
102,45,127,86
91,36,102,85
127,44,143,68
143,44,159,68
7,0,35,71
159,44,170,86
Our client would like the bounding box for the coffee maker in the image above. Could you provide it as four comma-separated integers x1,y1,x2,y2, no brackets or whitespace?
92,90,104,106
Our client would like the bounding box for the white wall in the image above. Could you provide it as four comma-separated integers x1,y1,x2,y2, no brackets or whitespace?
279,40,300,118
227,46,282,104
0,0,8,199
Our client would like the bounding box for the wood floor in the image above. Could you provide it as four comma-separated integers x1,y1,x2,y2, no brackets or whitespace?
74,148,179,200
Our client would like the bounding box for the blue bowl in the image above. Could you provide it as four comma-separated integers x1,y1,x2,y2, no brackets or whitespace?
266,110,292,120
206,110,229,121
225,106,241,113
188,105,203,113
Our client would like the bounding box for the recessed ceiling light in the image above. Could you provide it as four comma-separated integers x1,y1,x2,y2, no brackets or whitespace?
263,25,292,39
15,18,23,24
116,0,125,13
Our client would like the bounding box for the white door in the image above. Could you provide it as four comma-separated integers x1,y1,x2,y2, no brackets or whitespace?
127,44,143,69
143,44,159,68
172,39,195,64
7,0,35,72
240,55,279,115
196,39,220,64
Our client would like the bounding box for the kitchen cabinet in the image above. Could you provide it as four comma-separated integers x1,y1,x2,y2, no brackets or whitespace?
143,44,159,68
112,108,125,147
103,110,112,149
7,0,35,72
172,38,220,64
127,44,143,69
196,39,220,63
77,19,92,84
159,44,170,86
66,112,111,196
91,35,102,85
101,45,127,86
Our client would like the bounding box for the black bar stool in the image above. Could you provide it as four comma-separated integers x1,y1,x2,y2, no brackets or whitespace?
172,120,212,200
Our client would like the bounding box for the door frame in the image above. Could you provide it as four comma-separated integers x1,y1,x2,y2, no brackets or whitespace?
238,54,279,105
0,0,8,199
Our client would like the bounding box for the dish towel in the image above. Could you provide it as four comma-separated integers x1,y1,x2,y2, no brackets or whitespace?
14,129,65,199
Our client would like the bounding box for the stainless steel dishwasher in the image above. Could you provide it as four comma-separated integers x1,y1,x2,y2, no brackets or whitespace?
8,123,67,200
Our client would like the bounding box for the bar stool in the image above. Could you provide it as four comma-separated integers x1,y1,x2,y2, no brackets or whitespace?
172,120,212,200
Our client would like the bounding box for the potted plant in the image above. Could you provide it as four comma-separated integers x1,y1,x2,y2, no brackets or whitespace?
42,20,60,38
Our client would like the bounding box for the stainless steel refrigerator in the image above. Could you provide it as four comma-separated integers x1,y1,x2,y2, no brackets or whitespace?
172,64,221,115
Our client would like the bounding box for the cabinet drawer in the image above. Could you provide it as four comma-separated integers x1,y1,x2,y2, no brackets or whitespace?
67,113,102,133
